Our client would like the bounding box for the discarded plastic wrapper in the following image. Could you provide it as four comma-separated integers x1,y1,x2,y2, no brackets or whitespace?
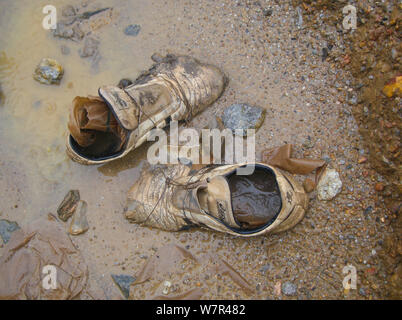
0,216,88,300
262,144,327,188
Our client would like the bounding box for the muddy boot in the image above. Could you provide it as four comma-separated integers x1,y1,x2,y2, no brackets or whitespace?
66,54,227,164
124,163,308,237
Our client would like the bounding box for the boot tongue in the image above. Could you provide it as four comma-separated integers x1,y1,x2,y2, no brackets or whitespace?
98,86,139,130
205,176,240,229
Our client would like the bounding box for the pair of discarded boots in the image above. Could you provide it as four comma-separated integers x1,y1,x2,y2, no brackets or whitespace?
66,54,308,237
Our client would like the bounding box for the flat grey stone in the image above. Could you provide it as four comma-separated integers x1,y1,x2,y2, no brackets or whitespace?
111,274,136,299
124,24,141,36
33,58,64,85
69,200,89,235
317,168,342,201
282,281,297,296
57,190,80,222
0,219,20,244
221,103,265,136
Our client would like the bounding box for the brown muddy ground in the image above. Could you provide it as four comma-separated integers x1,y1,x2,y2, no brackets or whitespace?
0,0,400,299
293,0,401,299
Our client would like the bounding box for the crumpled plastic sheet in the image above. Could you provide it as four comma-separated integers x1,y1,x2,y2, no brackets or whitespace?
262,144,327,187
0,216,88,300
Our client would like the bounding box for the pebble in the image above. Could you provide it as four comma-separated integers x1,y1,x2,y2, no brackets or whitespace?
303,178,315,193
317,168,342,201
111,274,136,299
117,78,133,89
358,157,367,164
0,219,20,244
363,206,374,215
124,24,141,36
374,183,384,192
221,103,266,136
359,287,367,296
302,136,315,149
0,84,4,106
33,58,64,85
263,8,273,17
260,263,273,274
274,281,281,296
162,280,172,295
282,281,297,296
69,200,89,235
53,22,84,41
57,190,80,222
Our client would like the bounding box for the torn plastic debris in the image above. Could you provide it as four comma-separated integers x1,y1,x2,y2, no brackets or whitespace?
0,216,88,300
262,144,327,190
0,219,20,244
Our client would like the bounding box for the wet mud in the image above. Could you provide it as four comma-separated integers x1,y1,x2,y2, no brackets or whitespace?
229,168,281,229
292,0,401,299
0,0,400,299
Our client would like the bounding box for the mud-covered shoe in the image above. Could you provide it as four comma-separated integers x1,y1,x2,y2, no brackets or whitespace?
124,163,308,237
66,54,227,164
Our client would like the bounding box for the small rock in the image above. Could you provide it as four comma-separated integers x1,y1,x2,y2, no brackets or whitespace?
33,58,64,85
111,274,135,299
124,24,141,36
162,280,172,295
295,7,303,28
359,287,367,296
53,22,84,41
0,84,4,106
0,219,20,244
69,200,89,235
117,78,133,89
317,168,342,201
374,183,384,192
322,47,329,61
358,157,367,164
363,206,374,216
274,281,281,296
348,95,358,105
302,136,315,149
260,263,273,274
282,281,297,296
263,8,273,17
221,103,266,136
57,190,80,222
79,37,99,58
303,178,315,193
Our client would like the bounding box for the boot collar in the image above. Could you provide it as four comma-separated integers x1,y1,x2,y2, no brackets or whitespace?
173,174,241,229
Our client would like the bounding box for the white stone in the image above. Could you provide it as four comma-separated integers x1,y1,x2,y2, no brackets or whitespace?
317,168,342,201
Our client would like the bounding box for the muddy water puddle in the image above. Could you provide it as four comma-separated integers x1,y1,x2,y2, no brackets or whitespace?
0,0,396,299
